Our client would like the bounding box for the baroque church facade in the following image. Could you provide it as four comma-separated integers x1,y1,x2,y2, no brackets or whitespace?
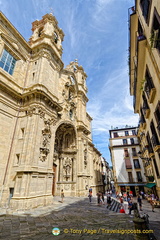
0,12,103,209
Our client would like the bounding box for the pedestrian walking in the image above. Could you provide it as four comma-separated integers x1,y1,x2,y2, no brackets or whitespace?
129,190,133,198
101,192,105,204
140,190,145,199
88,191,92,203
61,189,64,203
128,200,134,215
150,199,155,212
106,196,112,208
137,195,142,211
89,187,92,193
123,192,127,201
97,191,102,205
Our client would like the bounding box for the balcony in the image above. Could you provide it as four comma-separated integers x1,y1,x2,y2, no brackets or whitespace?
126,164,132,169
132,153,137,157
157,121,160,134
128,178,134,183
142,105,150,119
149,88,156,103
134,165,141,169
139,116,146,129
151,134,160,152
144,81,156,103
137,178,143,182
128,177,144,183
147,176,154,182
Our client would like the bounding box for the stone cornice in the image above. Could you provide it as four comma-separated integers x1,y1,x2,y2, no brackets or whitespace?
31,44,64,70
0,32,29,61
77,122,91,135
86,112,92,121
0,11,31,50
0,81,62,113
77,90,88,102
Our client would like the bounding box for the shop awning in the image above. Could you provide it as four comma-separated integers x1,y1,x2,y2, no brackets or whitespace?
118,183,146,186
144,183,156,188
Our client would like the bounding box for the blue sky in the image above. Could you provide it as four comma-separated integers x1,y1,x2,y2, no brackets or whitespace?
1,0,139,165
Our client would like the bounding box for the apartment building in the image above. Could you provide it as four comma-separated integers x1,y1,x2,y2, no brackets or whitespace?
109,127,146,196
129,0,160,197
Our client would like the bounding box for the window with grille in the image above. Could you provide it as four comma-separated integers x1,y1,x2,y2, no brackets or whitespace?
0,49,16,75
133,159,140,169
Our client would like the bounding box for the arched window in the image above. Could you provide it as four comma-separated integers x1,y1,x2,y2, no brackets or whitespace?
69,109,73,120
54,32,58,43
38,27,43,37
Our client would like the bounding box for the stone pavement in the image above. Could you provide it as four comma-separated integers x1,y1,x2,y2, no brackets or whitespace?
0,196,159,240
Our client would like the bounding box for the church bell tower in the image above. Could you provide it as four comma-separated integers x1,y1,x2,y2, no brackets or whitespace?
29,13,64,59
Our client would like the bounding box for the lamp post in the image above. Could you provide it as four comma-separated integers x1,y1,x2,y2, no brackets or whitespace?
138,151,152,163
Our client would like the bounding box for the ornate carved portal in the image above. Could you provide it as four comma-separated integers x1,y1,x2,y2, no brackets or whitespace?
53,123,77,189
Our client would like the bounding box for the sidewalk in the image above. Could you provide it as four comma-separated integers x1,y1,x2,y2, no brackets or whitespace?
0,196,159,240
0,196,86,217
113,196,160,240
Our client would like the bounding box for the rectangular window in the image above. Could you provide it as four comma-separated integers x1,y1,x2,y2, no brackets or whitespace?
144,67,155,98
113,132,119,138
150,120,159,147
142,93,149,116
125,131,129,136
133,159,141,169
146,132,154,153
136,171,142,182
153,158,160,177
132,130,136,135
154,101,160,136
130,138,135,144
16,154,20,164
124,149,129,157
151,8,160,52
132,148,137,156
140,0,151,23
123,139,128,145
128,172,133,182
0,49,16,75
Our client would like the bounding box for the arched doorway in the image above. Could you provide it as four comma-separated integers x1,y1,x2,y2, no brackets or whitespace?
53,123,77,196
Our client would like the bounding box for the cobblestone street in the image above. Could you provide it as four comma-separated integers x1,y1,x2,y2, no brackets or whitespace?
0,197,138,240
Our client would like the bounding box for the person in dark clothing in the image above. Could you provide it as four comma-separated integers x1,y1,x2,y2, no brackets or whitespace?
107,196,112,208
137,195,142,211
97,191,102,205
128,200,134,214
88,191,92,203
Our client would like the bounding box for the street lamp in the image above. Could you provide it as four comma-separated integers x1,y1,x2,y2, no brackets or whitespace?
138,151,152,163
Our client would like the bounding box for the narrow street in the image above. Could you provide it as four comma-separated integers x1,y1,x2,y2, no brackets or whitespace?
0,197,136,240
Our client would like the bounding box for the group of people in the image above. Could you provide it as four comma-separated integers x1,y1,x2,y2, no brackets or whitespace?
88,188,112,208
117,190,158,214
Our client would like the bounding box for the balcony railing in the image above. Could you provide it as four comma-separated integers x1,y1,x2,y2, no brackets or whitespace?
132,153,137,157
157,121,160,134
137,178,143,182
126,164,132,169
147,176,154,182
144,80,156,103
128,177,144,183
134,165,141,169
151,134,159,147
